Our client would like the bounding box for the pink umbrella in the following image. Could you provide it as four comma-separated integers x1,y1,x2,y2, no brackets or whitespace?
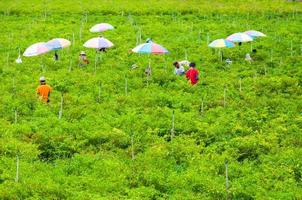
90,23,114,32
23,42,50,57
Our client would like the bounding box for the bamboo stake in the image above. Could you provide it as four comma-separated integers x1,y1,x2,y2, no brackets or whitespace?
139,28,142,44
97,82,101,103
12,76,16,95
170,110,175,140
15,155,19,182
94,53,97,75
72,32,75,47
131,132,135,160
198,29,201,43
225,159,229,200
7,52,9,67
14,109,18,124
69,57,72,72
58,93,63,119
79,23,83,42
206,33,210,45
125,77,128,96
223,86,227,107
239,78,242,92
200,98,204,114
290,40,293,56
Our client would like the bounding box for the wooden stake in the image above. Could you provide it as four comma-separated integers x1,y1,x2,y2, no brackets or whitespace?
58,93,63,119
170,110,175,140
15,155,19,182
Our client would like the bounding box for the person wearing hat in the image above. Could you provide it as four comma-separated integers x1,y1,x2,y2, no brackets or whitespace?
173,60,190,76
36,76,52,103
78,51,89,67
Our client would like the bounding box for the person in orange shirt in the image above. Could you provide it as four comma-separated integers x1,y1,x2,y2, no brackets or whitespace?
36,76,52,103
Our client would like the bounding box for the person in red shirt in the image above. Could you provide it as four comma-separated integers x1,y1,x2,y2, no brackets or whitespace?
186,62,199,85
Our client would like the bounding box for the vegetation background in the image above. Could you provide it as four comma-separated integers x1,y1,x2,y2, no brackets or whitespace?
0,0,301,199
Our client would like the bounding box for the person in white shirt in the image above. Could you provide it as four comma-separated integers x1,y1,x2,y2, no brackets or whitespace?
245,53,252,63
173,60,190,75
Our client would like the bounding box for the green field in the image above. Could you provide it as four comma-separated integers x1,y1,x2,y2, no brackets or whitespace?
0,0,302,199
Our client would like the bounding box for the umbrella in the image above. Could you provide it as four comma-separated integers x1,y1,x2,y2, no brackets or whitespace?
132,39,169,84
244,30,266,38
23,42,50,57
90,23,114,32
83,36,114,49
45,38,71,50
226,33,253,43
208,39,235,48
208,39,235,62
132,39,169,54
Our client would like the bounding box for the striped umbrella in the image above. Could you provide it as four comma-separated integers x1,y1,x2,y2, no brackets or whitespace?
208,39,235,48
132,39,169,54
23,42,50,57
244,30,266,38
226,33,253,43
46,38,71,50
90,23,114,32
83,36,114,49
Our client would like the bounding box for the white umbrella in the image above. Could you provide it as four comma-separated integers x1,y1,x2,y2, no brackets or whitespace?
90,23,114,32
226,33,253,43
45,38,71,50
23,42,50,57
244,30,266,38
83,36,114,49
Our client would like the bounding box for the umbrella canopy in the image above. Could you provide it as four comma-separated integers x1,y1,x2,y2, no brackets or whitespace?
83,37,114,49
244,30,266,38
23,42,50,57
226,33,253,43
90,23,114,32
208,39,235,48
132,40,169,54
46,38,71,50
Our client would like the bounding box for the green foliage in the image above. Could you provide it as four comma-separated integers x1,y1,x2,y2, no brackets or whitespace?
0,0,301,199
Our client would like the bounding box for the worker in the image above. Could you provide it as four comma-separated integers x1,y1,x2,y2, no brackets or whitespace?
173,60,190,75
186,62,199,85
78,51,89,66
245,53,252,63
36,76,52,103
